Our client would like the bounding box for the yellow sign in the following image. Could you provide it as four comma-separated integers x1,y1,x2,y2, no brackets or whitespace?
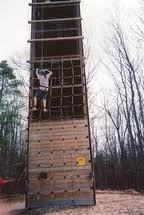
77,157,86,166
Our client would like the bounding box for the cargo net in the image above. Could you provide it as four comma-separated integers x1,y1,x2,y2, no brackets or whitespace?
29,58,86,121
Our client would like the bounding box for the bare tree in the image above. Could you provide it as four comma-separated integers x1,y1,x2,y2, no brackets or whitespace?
93,6,144,189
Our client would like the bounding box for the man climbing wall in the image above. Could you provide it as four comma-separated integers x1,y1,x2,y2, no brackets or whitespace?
33,67,52,112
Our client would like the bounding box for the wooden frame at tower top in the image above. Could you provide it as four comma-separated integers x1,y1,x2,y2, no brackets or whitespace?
29,0,81,6
28,0,87,121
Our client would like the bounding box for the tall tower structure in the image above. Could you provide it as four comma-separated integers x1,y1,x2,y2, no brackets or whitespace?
27,0,96,208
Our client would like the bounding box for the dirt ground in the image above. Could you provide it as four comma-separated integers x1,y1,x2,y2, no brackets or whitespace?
1,190,144,215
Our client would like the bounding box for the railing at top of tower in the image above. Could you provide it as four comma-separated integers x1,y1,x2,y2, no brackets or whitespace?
29,0,81,6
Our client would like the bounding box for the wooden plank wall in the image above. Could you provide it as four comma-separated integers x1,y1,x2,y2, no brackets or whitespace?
27,118,95,208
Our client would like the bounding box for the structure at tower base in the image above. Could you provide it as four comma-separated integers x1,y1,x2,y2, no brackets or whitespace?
26,0,96,209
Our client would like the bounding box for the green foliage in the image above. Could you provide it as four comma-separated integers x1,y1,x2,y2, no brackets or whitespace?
0,113,20,124
0,61,15,79
0,60,24,177
0,61,22,102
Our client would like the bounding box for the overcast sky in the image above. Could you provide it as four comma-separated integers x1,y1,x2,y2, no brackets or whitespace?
0,0,139,62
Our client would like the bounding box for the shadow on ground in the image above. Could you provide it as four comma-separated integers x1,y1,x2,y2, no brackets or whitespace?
11,205,90,215
11,208,48,215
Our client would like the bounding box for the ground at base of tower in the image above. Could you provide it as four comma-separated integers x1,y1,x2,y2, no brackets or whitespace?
4,190,144,215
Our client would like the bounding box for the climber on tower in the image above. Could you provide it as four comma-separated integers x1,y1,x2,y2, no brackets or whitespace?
33,67,53,112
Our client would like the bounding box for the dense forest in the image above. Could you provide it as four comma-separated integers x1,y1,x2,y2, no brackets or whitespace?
0,61,26,195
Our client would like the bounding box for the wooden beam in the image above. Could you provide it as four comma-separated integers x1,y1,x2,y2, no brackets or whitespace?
27,54,85,63
29,0,81,6
28,36,83,43
31,84,85,89
28,17,82,24
27,58,83,63
35,28,78,33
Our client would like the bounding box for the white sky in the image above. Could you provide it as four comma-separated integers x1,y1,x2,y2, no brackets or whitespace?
0,0,139,61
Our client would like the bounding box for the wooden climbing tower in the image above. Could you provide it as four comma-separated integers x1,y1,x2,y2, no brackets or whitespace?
27,0,96,208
